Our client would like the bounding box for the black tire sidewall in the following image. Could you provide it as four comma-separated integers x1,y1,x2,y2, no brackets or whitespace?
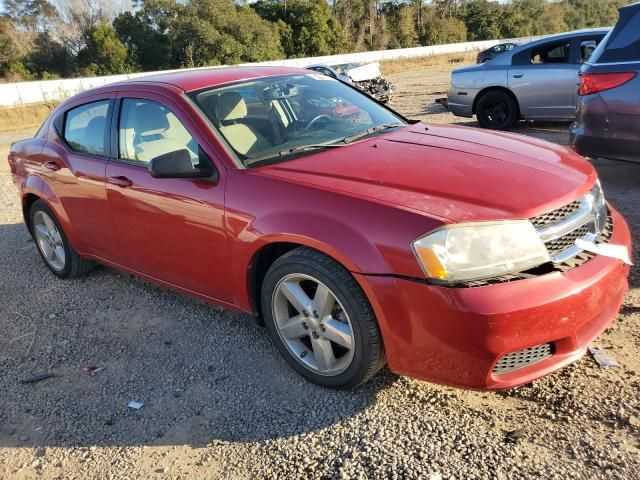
261,254,377,389
30,200,74,279
477,91,518,130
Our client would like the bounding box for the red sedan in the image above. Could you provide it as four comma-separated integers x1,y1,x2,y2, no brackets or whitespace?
8,67,631,389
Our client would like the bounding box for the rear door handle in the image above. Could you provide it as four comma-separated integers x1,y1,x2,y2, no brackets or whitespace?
513,73,523,78
108,176,133,188
43,161,61,171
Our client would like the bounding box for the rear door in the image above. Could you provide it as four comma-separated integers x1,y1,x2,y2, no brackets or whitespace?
44,94,121,261
509,39,577,118
104,91,234,302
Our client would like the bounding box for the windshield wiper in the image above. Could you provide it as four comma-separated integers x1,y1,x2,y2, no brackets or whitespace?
341,123,404,144
244,123,404,167
244,142,346,166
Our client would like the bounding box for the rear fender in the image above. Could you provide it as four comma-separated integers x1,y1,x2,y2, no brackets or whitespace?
21,175,79,248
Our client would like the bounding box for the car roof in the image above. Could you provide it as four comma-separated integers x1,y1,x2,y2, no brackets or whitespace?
117,65,308,93
516,28,611,50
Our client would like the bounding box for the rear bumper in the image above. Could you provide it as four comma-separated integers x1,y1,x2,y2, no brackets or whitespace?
447,88,474,117
570,122,640,162
356,207,631,390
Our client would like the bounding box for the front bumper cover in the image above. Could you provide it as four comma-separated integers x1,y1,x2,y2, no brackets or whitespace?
356,207,631,390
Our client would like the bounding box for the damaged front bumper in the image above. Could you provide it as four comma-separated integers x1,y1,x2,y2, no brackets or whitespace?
354,206,631,390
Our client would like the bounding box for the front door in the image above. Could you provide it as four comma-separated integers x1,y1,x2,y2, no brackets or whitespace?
509,39,578,118
105,92,233,303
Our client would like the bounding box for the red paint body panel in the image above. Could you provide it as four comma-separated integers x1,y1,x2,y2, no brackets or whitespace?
8,67,632,390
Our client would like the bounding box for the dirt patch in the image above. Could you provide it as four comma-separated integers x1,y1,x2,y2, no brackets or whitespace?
381,51,478,76
0,103,57,133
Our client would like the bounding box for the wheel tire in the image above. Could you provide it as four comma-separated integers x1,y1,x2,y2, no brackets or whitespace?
476,90,518,130
29,199,95,279
261,247,386,389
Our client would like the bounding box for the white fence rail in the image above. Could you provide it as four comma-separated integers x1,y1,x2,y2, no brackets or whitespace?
0,36,540,108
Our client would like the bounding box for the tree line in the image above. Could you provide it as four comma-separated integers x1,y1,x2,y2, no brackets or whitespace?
0,0,627,81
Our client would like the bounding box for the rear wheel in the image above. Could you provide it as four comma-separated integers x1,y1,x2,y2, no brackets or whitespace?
30,200,95,279
476,90,518,130
261,247,385,389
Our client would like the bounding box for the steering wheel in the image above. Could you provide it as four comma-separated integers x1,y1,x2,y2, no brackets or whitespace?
304,114,332,131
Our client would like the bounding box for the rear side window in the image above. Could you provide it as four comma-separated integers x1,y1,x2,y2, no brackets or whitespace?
63,100,110,156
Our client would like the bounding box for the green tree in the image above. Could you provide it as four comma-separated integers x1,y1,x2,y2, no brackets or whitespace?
563,0,624,30
422,15,467,45
253,0,347,58
77,21,129,75
459,0,503,41
113,0,176,71
381,1,418,49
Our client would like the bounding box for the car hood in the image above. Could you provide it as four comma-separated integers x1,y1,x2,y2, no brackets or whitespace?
257,123,596,223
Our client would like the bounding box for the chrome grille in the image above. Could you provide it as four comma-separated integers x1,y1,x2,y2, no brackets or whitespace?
532,186,608,264
544,223,590,256
530,200,581,229
493,343,554,375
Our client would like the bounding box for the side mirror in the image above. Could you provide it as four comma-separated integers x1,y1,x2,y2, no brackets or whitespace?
148,148,217,180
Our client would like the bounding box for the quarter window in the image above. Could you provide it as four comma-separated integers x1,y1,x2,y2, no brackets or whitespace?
63,100,110,156
118,99,198,165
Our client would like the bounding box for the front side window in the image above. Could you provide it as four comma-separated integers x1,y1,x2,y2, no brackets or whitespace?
190,74,405,166
118,99,198,165
64,100,110,156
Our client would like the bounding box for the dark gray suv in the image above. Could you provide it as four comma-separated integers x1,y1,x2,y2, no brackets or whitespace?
570,2,640,162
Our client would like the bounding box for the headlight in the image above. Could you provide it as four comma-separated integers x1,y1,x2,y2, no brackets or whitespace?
412,221,551,283
589,180,607,233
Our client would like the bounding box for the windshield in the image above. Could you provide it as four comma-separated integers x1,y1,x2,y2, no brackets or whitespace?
190,73,405,166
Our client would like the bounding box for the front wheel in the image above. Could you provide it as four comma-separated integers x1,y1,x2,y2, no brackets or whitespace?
476,90,518,130
261,247,385,389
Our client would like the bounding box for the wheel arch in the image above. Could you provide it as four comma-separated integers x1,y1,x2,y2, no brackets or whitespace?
245,236,371,324
22,192,42,232
472,86,520,116
20,174,78,248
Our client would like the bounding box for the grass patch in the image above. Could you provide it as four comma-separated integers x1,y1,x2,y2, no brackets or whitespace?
381,51,478,75
0,102,58,132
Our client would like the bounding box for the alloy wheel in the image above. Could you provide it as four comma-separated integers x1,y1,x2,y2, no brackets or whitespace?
33,210,66,271
272,273,355,376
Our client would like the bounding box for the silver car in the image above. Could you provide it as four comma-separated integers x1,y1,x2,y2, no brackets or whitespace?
448,28,610,130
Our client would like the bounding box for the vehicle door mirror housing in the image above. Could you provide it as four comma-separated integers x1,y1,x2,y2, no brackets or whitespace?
149,148,217,180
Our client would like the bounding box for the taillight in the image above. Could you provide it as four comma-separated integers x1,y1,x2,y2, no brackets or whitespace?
579,72,637,96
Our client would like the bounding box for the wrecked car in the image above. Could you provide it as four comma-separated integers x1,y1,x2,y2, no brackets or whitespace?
307,62,394,103
9,67,631,390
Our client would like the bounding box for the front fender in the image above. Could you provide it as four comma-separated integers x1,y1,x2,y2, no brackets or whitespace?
226,170,441,311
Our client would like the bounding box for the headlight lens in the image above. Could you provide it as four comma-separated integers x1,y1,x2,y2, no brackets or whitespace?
589,180,607,232
412,221,551,283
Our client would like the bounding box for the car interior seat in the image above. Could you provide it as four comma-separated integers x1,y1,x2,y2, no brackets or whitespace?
124,102,195,163
215,92,272,156
83,116,106,155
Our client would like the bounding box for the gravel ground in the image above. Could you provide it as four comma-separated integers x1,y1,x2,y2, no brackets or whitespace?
0,64,639,480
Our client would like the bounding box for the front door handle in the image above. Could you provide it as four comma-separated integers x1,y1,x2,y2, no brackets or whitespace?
43,161,61,171
108,176,133,188
513,73,524,78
